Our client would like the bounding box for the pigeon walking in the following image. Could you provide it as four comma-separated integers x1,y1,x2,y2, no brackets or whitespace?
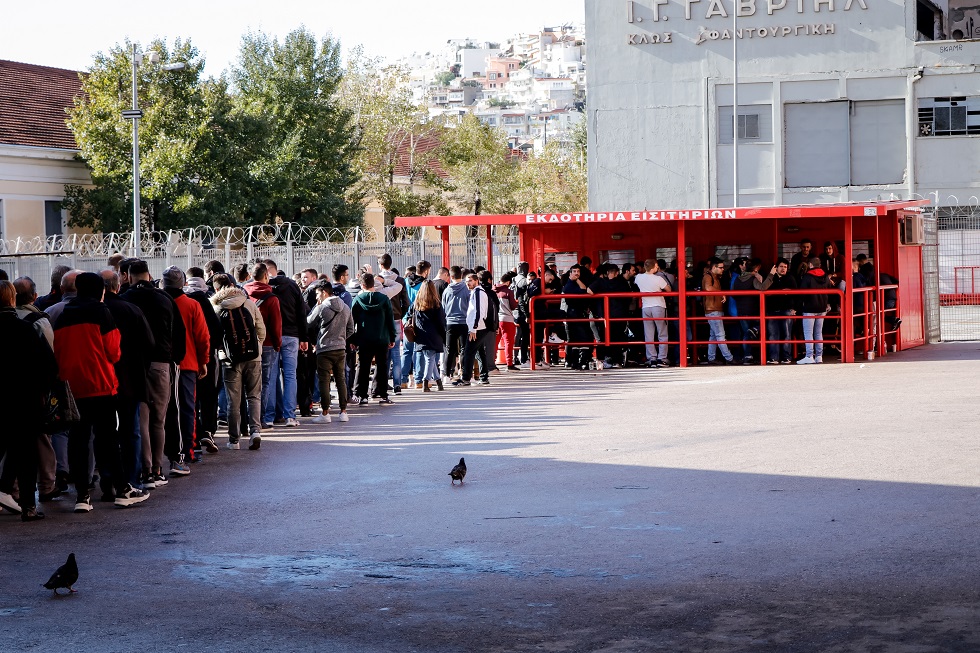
449,457,466,485
43,553,78,595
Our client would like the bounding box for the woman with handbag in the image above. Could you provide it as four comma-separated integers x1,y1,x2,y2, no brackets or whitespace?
409,281,447,392
0,281,58,521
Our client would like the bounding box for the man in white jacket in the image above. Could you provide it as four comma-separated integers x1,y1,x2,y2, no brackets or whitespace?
453,274,489,387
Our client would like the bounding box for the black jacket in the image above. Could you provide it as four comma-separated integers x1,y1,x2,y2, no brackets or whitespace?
122,280,186,364
0,307,57,427
410,306,447,352
268,274,310,343
799,270,832,314
588,276,631,318
763,273,800,315
104,292,155,402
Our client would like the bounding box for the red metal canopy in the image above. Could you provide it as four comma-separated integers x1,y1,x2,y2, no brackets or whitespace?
393,200,928,228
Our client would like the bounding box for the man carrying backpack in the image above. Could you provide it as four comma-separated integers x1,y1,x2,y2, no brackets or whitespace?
210,274,266,451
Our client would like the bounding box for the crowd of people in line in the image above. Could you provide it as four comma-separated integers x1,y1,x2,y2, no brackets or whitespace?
0,238,899,522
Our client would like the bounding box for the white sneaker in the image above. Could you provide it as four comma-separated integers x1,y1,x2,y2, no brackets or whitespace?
312,413,331,424
548,334,565,344
815,356,823,363
226,440,240,450
338,411,349,422
0,491,22,514
796,356,815,365
284,418,300,427
537,360,550,369
518,361,530,369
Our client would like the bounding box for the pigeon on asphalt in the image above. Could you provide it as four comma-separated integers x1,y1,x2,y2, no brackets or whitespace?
449,457,466,485
43,553,78,595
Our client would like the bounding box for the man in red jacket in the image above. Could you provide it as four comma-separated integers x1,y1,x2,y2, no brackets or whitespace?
243,263,282,430
161,267,210,475
53,272,149,512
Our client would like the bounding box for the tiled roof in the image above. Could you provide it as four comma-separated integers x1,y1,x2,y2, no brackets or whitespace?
391,131,447,179
0,59,83,150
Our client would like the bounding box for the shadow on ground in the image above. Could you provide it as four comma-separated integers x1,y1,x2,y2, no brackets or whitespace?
1,343,978,652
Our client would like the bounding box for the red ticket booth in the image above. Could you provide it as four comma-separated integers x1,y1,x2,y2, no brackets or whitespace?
395,200,929,365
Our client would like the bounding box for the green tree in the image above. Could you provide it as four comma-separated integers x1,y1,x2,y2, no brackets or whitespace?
338,48,449,222
439,113,521,216
515,138,588,214
232,27,364,229
65,38,247,232
434,71,456,87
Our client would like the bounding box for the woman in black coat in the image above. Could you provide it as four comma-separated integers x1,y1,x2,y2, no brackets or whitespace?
408,281,447,392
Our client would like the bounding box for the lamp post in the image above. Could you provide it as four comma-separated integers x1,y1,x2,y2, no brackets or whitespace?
125,45,185,257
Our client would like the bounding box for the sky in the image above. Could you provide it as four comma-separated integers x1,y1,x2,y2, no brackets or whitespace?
5,0,584,74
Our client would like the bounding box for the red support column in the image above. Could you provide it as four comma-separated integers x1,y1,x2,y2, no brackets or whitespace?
843,215,855,363
875,215,884,357
677,221,688,368
486,226,494,275
440,226,451,269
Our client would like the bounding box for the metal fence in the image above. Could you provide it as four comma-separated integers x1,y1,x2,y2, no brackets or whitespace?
0,224,522,286
936,202,980,341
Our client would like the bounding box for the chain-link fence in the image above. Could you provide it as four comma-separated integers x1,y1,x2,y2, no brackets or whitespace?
0,224,522,286
936,202,980,341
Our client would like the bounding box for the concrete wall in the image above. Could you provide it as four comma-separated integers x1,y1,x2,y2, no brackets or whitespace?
586,0,980,210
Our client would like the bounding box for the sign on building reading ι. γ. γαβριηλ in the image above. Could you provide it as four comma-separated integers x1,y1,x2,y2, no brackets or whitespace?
624,0,869,47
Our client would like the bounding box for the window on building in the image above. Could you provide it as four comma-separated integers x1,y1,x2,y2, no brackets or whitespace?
916,0,944,40
718,105,772,144
784,100,906,188
715,245,753,262
918,97,980,136
45,200,65,237
654,247,695,265
489,72,497,80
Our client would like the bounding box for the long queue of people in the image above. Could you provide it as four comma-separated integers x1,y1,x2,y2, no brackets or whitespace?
0,242,899,522
0,253,534,523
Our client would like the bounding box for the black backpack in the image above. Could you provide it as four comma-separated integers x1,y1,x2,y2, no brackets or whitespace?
218,305,260,364
483,287,500,332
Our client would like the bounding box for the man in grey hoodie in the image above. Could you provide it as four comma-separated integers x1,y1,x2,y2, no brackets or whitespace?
441,266,470,380
307,280,354,423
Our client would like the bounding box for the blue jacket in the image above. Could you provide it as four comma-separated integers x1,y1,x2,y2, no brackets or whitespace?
442,281,470,325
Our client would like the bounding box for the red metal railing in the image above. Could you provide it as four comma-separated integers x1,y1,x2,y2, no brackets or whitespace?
942,266,980,306
527,287,876,369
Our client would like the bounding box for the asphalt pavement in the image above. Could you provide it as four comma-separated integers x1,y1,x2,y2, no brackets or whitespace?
2,343,979,652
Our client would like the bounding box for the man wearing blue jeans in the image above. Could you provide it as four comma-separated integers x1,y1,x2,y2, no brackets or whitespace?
700,258,735,365
374,254,407,395
243,264,282,428
401,261,430,387
263,259,310,428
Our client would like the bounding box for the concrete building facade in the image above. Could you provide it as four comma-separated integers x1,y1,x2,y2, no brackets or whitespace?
585,0,980,211
0,60,89,246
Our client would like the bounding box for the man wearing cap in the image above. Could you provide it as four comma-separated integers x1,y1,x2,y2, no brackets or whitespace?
161,267,210,476
54,272,149,512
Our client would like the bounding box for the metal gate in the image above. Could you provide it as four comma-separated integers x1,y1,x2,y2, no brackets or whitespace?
937,204,980,341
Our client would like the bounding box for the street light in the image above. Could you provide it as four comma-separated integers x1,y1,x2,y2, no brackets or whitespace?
125,45,186,256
